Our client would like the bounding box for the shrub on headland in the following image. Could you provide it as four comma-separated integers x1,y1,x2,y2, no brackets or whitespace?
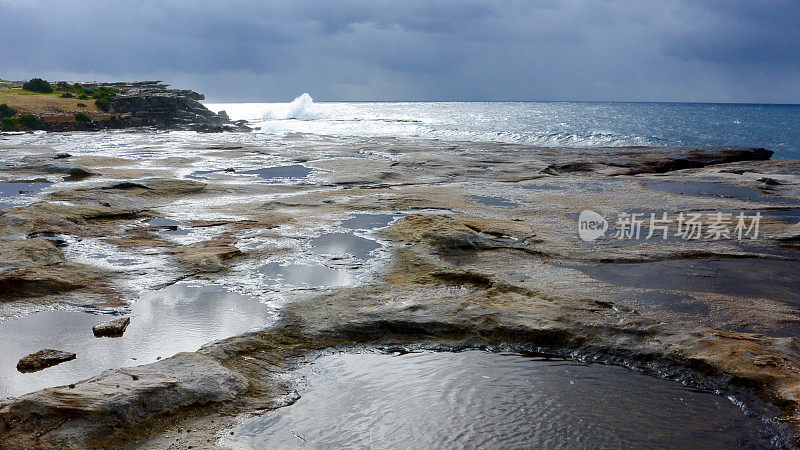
91,87,119,112
17,114,41,128
74,113,91,123
0,117,17,130
60,92,74,98
76,102,87,107
0,103,16,118
95,96,113,112
22,78,53,93
0,114,43,131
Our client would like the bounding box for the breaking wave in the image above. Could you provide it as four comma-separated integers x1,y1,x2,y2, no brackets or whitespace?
262,93,325,120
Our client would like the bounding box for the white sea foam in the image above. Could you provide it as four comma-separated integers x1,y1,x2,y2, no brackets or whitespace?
262,93,325,120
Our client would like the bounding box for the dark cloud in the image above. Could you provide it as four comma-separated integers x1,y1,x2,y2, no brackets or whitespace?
0,0,797,102
662,1,800,67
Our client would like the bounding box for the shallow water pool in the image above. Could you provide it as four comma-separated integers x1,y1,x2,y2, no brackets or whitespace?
0,282,275,398
220,350,776,448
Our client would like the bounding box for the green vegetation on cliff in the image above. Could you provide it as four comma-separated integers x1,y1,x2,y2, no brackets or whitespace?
22,78,53,93
0,103,16,118
1,114,43,131
51,82,119,112
74,112,91,123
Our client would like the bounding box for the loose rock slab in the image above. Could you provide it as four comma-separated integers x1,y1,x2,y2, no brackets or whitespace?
17,349,76,372
93,317,131,337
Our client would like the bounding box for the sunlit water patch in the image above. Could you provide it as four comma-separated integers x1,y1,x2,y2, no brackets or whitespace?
0,282,275,398
206,100,800,159
220,350,778,449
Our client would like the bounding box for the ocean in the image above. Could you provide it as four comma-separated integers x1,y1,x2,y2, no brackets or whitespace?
206,94,800,159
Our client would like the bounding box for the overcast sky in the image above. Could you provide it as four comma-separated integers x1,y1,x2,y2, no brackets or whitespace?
1,0,798,103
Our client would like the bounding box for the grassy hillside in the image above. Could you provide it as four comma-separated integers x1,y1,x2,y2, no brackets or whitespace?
0,86,114,130
0,88,103,114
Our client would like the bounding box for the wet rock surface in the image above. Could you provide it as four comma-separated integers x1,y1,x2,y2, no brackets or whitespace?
16,349,76,373
1,353,247,448
0,135,799,447
92,317,130,337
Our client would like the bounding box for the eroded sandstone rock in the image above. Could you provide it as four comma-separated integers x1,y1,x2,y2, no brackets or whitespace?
93,317,131,337
16,349,76,372
179,238,243,273
0,353,248,448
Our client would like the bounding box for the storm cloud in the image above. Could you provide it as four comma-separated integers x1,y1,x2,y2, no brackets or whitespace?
1,0,798,102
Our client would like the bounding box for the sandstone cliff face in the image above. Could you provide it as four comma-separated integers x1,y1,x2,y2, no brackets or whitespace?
104,82,239,132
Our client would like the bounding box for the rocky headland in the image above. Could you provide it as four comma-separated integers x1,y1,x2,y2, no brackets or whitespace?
0,79,248,132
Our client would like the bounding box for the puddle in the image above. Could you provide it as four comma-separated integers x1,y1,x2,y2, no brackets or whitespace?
645,181,789,204
250,231,385,293
240,164,312,180
615,291,712,315
187,164,312,181
340,213,398,230
186,169,218,180
470,195,519,207
309,232,382,260
258,262,351,288
220,350,775,449
147,217,191,236
500,273,533,282
0,282,274,398
760,208,800,223
0,181,50,209
573,258,800,306
148,218,182,228
520,183,567,191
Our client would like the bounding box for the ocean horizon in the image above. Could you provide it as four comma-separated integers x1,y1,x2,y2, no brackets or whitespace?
207,95,800,159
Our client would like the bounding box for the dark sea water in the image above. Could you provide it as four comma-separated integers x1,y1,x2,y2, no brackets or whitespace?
207,98,800,159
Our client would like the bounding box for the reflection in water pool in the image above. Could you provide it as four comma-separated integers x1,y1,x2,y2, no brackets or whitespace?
187,164,312,181
240,164,312,179
339,213,399,230
574,257,800,306
258,262,351,288
470,195,519,207
644,180,788,204
0,181,50,209
220,350,775,449
309,232,382,260
0,283,274,398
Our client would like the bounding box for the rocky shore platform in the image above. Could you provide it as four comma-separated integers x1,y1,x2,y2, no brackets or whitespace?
0,135,799,448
